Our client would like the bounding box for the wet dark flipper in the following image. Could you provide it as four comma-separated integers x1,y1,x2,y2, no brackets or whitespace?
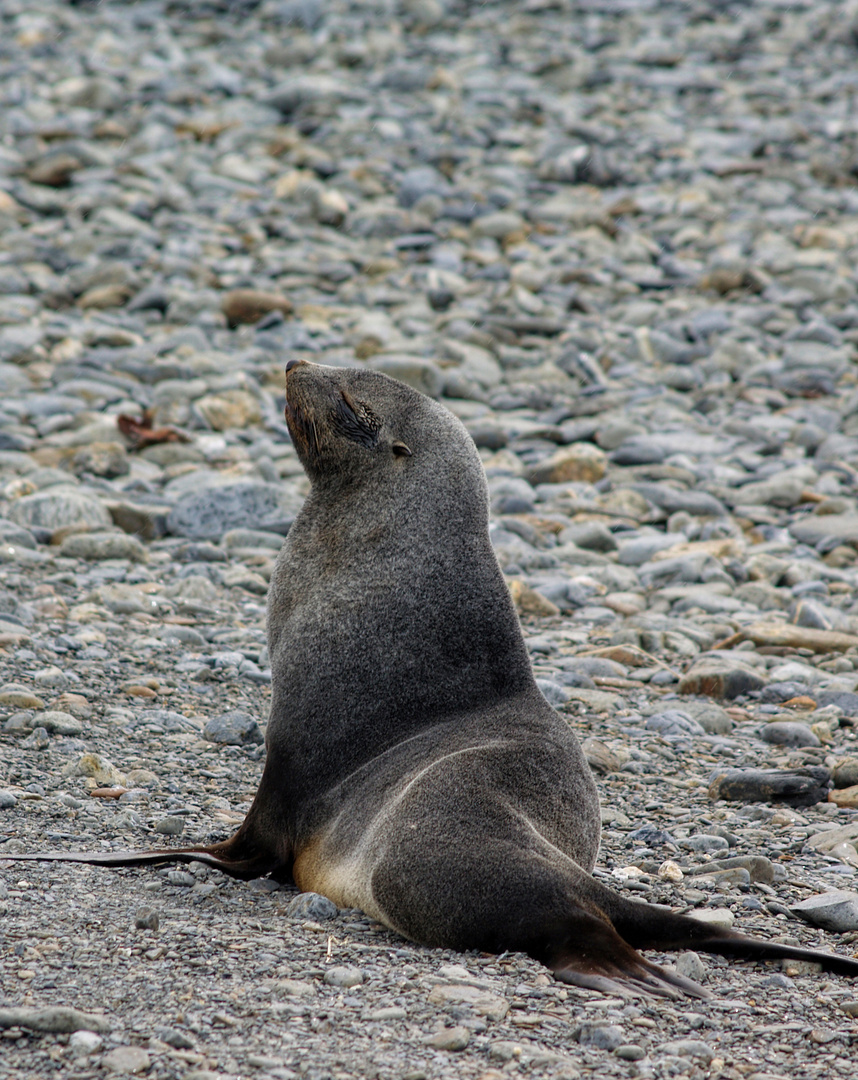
1,770,293,881
535,906,710,1000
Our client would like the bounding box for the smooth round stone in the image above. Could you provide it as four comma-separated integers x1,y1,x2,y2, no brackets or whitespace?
628,825,676,846
7,490,111,532
0,790,18,808
426,1025,470,1051
679,834,730,854
657,1040,715,1064
761,721,821,748
368,1005,407,1021
368,355,444,398
33,666,69,688
535,678,570,706
0,521,37,548
791,890,858,932
69,1030,104,1057
687,908,734,930
615,1044,646,1061
102,1046,151,1074
611,437,668,465
678,701,734,734
471,211,525,238
38,711,83,736
397,165,448,208
323,966,364,988
154,816,185,836
0,686,45,709
558,521,618,552
528,444,607,485
678,656,767,699
833,759,858,788
818,691,858,717
59,531,148,562
617,534,683,566
760,681,811,704
790,513,858,547
675,951,707,982
221,528,284,551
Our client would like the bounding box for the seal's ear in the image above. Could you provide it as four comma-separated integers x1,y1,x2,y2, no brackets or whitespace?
392,441,412,458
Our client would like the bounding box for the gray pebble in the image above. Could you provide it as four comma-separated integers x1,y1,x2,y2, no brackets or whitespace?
576,1024,625,1051
154,816,185,836
323,966,364,988
645,711,706,737
203,710,263,746
167,482,300,541
760,721,821,748
791,890,858,932
285,892,339,921
134,907,160,930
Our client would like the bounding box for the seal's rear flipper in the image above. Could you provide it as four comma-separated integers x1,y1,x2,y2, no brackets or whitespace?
602,889,858,979
1,767,293,880
0,846,276,879
538,908,711,1000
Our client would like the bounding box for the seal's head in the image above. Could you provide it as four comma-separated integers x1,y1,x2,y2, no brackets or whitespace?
283,359,479,501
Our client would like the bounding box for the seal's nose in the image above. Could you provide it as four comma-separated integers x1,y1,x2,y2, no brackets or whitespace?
285,358,302,373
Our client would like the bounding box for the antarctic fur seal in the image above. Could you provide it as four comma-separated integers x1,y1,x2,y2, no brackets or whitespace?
7,361,858,997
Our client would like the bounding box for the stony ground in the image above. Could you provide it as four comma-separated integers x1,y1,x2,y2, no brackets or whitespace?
3,0,858,1077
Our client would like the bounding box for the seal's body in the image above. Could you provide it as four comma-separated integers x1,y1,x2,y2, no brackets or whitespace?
8,362,858,997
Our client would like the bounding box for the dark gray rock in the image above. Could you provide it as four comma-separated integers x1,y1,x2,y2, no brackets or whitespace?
576,1024,625,1051
678,655,767,699
791,891,858,932
708,766,831,807
202,711,263,746
760,682,811,704
627,824,676,847
167,482,300,541
760,721,821,748
285,892,339,920
645,710,706,737
817,691,858,717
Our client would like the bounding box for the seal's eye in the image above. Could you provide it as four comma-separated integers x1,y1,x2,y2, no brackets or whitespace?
332,392,381,448
392,441,412,458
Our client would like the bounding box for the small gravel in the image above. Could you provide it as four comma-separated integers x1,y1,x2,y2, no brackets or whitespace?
3,1,858,1078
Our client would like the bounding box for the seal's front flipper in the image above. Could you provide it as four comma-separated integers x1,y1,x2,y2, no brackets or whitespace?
539,909,711,1001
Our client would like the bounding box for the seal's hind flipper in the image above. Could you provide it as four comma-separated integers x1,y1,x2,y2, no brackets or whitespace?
539,907,710,1000
0,846,275,879
553,965,708,1000
600,889,858,979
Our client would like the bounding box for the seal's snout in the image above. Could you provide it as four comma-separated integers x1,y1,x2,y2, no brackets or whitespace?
285,358,306,374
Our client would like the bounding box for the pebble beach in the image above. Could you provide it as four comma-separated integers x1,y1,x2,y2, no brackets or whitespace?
3,1,858,1077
